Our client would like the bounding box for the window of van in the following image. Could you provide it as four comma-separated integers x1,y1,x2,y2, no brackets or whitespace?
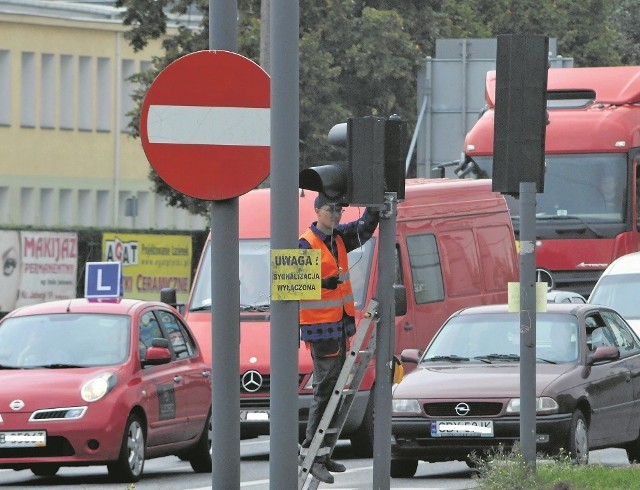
406,234,444,304
189,238,375,312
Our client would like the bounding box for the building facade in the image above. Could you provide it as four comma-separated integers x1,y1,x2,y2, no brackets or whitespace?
0,0,208,230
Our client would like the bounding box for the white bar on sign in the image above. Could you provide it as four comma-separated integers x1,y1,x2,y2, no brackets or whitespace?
147,105,270,146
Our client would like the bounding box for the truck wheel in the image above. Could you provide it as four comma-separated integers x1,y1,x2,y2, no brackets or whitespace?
349,387,374,457
568,409,589,464
390,459,418,478
107,414,145,482
188,411,212,473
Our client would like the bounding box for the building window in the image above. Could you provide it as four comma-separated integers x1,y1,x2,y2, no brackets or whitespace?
78,56,93,131
0,187,9,222
60,189,73,226
40,188,55,226
78,189,92,226
20,52,36,128
20,188,36,226
59,55,74,130
0,50,11,126
97,190,110,227
120,59,135,133
97,57,111,131
40,53,56,129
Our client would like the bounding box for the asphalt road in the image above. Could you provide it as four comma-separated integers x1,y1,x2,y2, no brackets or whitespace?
0,437,630,490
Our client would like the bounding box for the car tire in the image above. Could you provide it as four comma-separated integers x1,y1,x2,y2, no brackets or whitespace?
107,414,145,482
188,411,212,473
568,409,589,464
349,387,374,458
390,458,418,478
625,429,640,463
31,464,60,476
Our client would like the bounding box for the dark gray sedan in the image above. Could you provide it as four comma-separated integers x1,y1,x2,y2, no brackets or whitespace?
391,303,640,478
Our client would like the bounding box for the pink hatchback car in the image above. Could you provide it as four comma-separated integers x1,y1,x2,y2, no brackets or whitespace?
0,298,211,482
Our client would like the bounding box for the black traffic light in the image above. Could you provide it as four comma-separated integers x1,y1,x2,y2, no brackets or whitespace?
299,116,408,206
492,34,549,196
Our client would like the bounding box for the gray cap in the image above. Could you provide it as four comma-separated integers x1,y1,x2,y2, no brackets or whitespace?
314,193,347,209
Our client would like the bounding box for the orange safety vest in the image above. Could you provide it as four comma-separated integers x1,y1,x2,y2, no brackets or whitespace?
299,229,355,325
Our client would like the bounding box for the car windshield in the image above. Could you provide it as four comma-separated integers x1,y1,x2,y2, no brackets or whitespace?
470,153,627,227
189,238,375,312
423,312,579,364
0,314,131,368
590,274,640,321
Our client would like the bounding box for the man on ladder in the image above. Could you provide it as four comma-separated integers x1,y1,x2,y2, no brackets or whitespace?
298,193,380,484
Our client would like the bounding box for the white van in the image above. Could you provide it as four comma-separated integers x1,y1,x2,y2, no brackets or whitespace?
588,251,640,334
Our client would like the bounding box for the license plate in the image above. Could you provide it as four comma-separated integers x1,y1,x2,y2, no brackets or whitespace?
431,420,493,437
0,431,47,447
240,410,269,422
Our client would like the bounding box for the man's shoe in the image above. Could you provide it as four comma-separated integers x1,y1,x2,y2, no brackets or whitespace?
310,462,334,484
324,458,346,473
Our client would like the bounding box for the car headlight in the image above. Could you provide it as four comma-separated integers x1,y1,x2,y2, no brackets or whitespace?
506,396,558,414
392,399,422,415
81,372,117,402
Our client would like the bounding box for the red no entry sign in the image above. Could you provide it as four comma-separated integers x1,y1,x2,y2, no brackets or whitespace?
140,50,270,200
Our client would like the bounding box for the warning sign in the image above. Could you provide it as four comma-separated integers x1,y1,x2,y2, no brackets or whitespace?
271,249,321,300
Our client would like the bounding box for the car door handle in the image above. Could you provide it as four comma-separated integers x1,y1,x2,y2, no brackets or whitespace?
404,323,413,331
174,375,183,383
202,371,211,378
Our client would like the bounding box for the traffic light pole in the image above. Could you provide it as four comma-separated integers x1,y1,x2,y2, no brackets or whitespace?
519,181,537,470
372,192,397,489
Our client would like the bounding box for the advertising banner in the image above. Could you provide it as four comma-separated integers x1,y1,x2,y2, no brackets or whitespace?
102,233,192,303
0,230,78,312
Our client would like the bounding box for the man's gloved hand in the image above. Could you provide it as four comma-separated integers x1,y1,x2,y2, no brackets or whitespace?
321,275,340,289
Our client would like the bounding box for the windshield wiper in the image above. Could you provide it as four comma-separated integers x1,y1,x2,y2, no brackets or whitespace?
475,354,520,362
240,302,270,312
0,364,20,369
537,357,557,364
41,363,84,369
536,215,603,238
423,355,470,362
190,304,212,312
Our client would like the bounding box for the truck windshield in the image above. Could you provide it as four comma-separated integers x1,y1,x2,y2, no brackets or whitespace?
470,153,627,225
189,238,375,312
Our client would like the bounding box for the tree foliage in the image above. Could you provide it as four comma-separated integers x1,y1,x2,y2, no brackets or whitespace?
116,0,632,216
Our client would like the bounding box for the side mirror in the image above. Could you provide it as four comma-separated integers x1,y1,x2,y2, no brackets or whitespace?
143,338,172,366
394,284,407,316
587,345,619,365
400,348,422,364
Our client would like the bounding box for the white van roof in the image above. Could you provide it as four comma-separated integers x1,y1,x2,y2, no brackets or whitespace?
602,252,640,275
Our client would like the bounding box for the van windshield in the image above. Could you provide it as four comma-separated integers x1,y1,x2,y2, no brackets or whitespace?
589,274,640,321
189,238,375,312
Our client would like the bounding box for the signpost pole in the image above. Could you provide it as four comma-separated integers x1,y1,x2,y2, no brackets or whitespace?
209,1,240,488
269,1,300,488
519,181,537,470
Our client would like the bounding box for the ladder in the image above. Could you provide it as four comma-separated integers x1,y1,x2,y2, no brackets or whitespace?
298,298,379,490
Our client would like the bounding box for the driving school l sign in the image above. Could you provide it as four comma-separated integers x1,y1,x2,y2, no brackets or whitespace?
140,50,270,200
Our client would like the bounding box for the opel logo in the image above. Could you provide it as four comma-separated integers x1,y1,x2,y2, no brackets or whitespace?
241,370,263,393
10,399,25,411
455,402,470,416
536,268,554,290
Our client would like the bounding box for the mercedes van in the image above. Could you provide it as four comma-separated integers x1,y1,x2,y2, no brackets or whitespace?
183,178,519,455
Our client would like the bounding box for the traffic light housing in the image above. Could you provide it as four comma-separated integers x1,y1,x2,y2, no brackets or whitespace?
299,116,408,206
492,34,549,196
